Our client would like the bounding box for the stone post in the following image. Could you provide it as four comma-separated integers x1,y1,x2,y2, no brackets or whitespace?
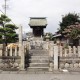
0,49,2,56
78,46,80,57
19,26,25,70
68,46,72,57
10,46,12,56
15,46,17,56
64,49,67,57
19,26,22,56
54,44,58,70
49,42,54,71
5,47,8,56
20,46,25,70
73,46,76,56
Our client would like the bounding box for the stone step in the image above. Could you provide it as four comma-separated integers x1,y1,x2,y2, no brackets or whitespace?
31,46,43,50
29,49,48,51
27,46,49,72
29,50,48,54
31,56,49,59
29,59,49,63
27,67,49,72
29,51,48,53
29,63,49,67
29,53,49,56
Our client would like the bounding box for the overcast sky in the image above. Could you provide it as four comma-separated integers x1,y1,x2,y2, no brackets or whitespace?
0,0,80,34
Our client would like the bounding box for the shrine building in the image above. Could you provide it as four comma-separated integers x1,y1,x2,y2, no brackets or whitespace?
29,17,47,37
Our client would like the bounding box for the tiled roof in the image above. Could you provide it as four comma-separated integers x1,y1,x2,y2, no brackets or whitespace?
29,17,47,26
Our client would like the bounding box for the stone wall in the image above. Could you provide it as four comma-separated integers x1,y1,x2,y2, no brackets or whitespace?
0,43,28,71
59,46,80,70
43,41,80,71
0,45,21,70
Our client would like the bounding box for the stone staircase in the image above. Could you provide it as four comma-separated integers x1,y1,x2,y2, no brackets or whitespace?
26,49,49,72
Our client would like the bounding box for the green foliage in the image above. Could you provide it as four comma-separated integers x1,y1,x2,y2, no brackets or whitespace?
60,13,80,32
70,28,80,39
5,24,18,30
0,14,18,44
63,23,80,40
70,29,78,39
43,33,53,41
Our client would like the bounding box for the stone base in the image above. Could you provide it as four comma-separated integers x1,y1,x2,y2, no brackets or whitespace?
20,68,25,71
49,67,53,72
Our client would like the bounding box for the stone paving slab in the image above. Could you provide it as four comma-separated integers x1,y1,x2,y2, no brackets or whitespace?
0,71,76,74
0,71,80,74
0,72,80,80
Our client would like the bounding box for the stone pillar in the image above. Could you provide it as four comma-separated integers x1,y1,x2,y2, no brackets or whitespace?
78,46,80,57
68,46,72,57
49,42,54,71
5,47,8,56
73,46,76,56
19,26,25,70
54,44,58,70
0,49,2,56
10,47,12,56
15,46,17,56
64,49,67,57
20,46,25,70
19,26,23,56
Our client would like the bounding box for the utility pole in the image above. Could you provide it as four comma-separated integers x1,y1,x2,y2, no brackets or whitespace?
2,0,9,15
2,0,9,55
5,0,7,15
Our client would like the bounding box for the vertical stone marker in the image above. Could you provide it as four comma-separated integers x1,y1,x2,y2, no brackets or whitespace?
19,25,25,70
54,44,58,70
49,42,54,71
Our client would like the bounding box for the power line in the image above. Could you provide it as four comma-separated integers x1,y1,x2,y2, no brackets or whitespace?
0,9,18,27
1,0,18,27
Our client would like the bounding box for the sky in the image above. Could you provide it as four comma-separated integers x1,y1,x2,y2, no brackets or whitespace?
0,0,80,34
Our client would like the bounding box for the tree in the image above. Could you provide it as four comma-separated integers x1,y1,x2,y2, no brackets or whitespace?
0,14,18,45
59,13,80,32
63,22,80,39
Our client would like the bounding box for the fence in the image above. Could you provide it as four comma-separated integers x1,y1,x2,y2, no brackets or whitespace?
47,43,80,71
26,41,80,71
59,46,80,70
0,40,80,71
0,43,28,71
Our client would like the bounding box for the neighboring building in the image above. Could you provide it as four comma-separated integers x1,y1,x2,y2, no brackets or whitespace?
53,33,80,46
53,33,66,45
